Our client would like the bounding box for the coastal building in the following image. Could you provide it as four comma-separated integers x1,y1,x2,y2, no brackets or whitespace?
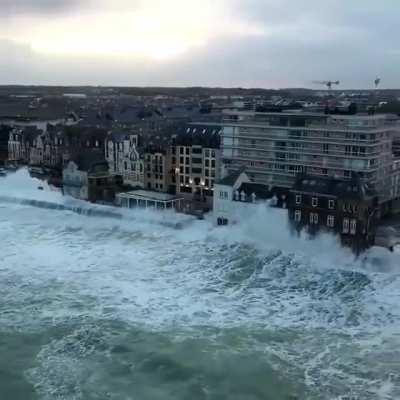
105,131,144,187
0,125,11,165
219,111,400,213
63,150,122,203
213,169,272,225
29,129,66,169
171,124,221,211
61,126,108,165
116,190,184,211
287,174,379,252
143,148,170,192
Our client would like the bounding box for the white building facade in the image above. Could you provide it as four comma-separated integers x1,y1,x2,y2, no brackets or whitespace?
213,169,267,225
105,133,144,187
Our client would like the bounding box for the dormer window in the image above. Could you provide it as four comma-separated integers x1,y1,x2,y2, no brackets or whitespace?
328,199,335,210
312,197,318,208
295,195,302,205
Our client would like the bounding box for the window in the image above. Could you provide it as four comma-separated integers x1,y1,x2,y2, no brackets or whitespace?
180,147,184,155
185,148,190,155
219,191,228,200
327,215,335,228
312,197,318,207
205,160,210,167
350,219,357,235
294,210,301,222
328,199,335,210
310,213,318,224
295,195,302,205
343,218,349,234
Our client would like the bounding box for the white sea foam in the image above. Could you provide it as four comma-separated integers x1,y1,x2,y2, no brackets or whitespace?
1,169,400,399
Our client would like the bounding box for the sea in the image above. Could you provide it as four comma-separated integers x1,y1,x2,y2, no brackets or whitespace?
0,169,399,400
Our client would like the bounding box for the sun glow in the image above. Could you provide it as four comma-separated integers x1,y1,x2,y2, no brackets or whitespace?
30,10,208,60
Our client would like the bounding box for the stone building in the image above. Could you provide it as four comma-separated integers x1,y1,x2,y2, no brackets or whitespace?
288,174,379,252
63,150,122,203
105,131,144,187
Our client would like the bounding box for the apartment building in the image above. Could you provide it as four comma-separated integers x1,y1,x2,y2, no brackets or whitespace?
171,124,221,209
143,148,170,192
220,111,400,207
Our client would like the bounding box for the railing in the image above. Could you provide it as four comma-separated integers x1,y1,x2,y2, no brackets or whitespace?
224,155,379,172
222,131,383,145
223,144,382,158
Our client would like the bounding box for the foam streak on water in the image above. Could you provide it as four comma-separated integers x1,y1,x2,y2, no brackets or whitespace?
1,169,400,400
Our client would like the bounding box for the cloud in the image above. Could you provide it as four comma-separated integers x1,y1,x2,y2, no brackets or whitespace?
1,0,87,15
0,0,399,88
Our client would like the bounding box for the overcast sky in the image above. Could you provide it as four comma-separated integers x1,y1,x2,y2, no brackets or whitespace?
0,0,399,88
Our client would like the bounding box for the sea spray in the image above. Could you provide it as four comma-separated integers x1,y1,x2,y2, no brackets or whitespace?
0,169,399,399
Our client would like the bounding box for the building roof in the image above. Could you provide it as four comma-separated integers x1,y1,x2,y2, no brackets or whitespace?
70,150,108,172
291,174,377,200
107,130,131,142
173,123,221,148
217,167,247,186
118,190,183,202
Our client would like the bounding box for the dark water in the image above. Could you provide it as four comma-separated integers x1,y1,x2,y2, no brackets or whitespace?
1,171,400,399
